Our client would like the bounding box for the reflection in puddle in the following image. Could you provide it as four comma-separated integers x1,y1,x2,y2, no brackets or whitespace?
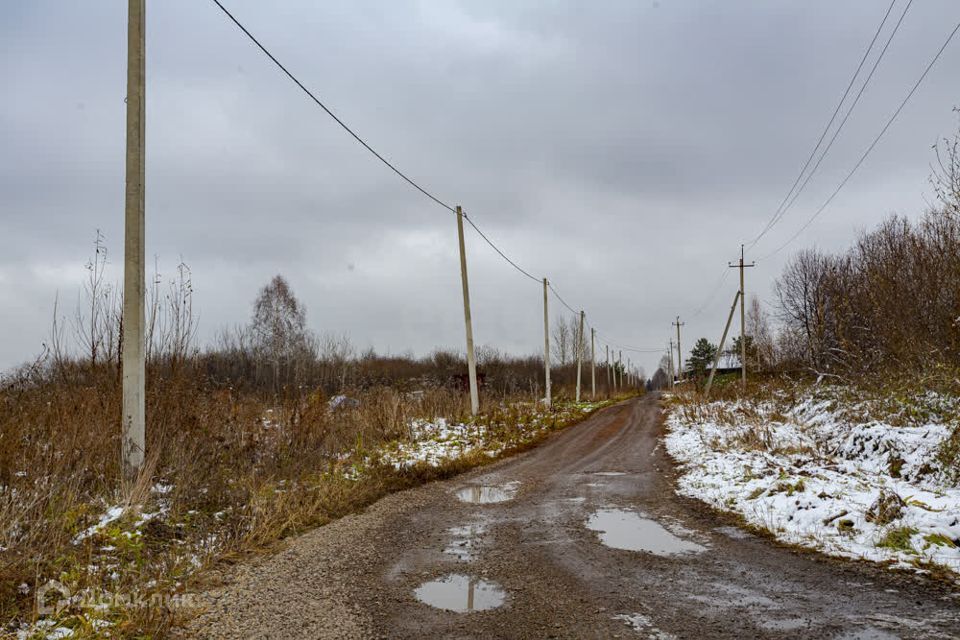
444,524,485,561
593,471,626,476
414,573,506,612
586,508,706,555
456,482,519,504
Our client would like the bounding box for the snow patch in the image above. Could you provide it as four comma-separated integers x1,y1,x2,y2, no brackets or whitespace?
665,388,960,576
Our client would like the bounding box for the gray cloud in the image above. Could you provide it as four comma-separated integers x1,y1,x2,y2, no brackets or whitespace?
2,0,959,374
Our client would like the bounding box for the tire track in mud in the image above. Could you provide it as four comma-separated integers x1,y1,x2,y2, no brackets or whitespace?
185,395,960,639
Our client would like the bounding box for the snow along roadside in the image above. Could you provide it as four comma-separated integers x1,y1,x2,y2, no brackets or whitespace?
663,390,960,578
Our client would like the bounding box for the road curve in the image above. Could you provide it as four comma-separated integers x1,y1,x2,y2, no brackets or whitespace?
185,395,960,639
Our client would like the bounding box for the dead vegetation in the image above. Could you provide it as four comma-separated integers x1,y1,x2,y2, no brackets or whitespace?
0,250,634,638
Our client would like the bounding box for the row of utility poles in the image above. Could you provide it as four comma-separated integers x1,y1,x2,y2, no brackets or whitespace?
454,209,641,418
118,2,646,479
666,244,755,396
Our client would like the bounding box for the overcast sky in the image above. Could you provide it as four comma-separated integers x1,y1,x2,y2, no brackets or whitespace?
2,0,959,376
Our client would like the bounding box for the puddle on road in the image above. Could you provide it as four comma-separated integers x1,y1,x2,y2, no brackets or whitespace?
586,508,706,555
414,573,505,612
593,471,626,477
444,524,485,561
456,481,519,504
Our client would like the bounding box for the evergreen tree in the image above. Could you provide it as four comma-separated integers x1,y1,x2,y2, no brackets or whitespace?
686,338,718,377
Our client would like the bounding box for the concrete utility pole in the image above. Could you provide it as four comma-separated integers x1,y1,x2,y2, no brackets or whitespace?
673,317,684,382
575,310,585,402
590,327,596,399
122,0,146,479
668,339,675,384
705,290,742,397
618,350,623,390
605,345,611,394
456,206,479,415
542,278,551,409
729,244,756,388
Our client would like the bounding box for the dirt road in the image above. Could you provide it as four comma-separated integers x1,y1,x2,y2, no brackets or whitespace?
186,395,960,639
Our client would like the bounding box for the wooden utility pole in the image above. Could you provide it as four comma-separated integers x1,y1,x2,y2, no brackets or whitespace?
704,290,742,397
729,244,756,388
542,278,551,408
575,310,585,402
673,316,684,382
456,206,479,415
590,327,596,399
122,0,146,479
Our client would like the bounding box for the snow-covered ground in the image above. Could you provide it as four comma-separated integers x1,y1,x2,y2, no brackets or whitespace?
377,401,607,470
378,418,498,469
664,387,960,577
12,399,613,639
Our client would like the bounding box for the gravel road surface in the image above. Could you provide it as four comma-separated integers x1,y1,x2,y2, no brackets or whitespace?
184,395,960,639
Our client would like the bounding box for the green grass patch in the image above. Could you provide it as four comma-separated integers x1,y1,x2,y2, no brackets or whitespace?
876,526,918,553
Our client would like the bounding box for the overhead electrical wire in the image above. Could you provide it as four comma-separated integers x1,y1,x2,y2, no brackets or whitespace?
745,0,901,249
547,282,579,316
211,0,457,214
461,213,541,283
669,0,943,375
211,0,650,354
677,2,953,369
755,0,913,249
690,268,732,318
760,16,960,261
684,3,907,363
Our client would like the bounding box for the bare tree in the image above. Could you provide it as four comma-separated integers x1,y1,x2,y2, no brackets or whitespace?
746,295,775,371
73,231,120,367
147,259,198,369
317,332,355,391
250,275,313,390
931,107,960,216
551,316,571,366
775,249,839,370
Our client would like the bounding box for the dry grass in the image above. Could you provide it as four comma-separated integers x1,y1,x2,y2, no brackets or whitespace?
0,360,632,638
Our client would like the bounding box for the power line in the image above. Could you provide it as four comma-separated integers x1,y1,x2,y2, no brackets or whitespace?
546,286,657,355
210,0,457,214
690,268,732,318
213,0,549,288
461,213,541,283
747,0,904,249
212,0,676,361
761,16,960,260
547,282,579,316
761,0,912,239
